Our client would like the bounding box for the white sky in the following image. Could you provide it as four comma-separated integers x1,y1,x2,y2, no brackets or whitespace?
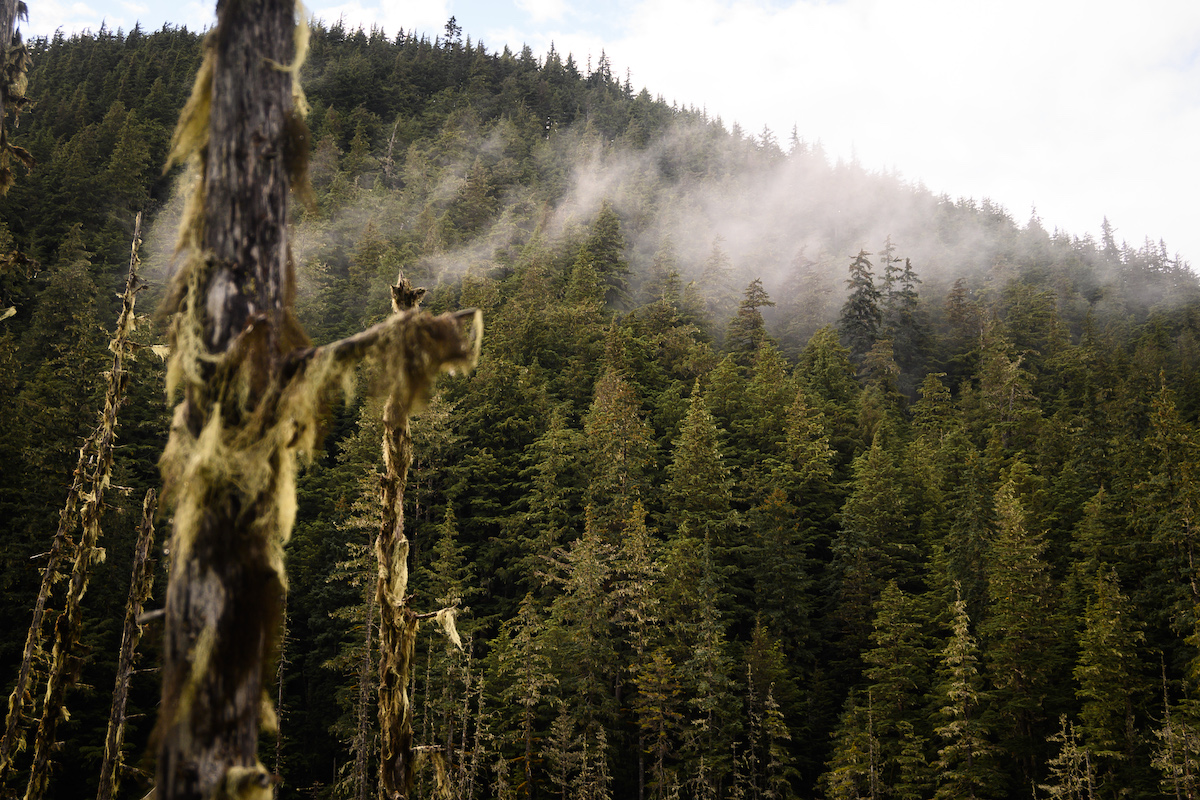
24,0,1200,266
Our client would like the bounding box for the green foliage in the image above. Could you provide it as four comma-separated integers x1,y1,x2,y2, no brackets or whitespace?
840,250,882,362
6,19,1200,800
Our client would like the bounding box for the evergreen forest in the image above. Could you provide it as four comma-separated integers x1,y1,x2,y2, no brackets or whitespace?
4,16,1200,800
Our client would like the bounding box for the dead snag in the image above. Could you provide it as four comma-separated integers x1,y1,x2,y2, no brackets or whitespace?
97,488,159,800
11,213,146,800
153,3,480,799
376,272,468,800
0,215,135,789
376,273,422,800
0,434,88,791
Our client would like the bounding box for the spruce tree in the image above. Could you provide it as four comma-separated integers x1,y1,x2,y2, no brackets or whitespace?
932,589,1001,800
725,278,775,360
839,250,881,363
833,433,920,660
859,582,936,800
981,465,1063,793
663,388,736,551
1073,569,1148,795
583,368,655,537
496,593,557,800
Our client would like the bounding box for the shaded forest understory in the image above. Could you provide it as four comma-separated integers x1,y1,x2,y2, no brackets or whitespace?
3,19,1200,800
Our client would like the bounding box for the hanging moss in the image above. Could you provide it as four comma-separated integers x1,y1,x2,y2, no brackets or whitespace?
97,488,159,800
22,214,148,800
151,4,481,798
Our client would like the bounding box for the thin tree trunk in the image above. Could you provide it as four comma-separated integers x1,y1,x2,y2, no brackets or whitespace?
354,588,376,800
0,435,89,789
23,211,147,800
0,210,139,785
97,488,159,800
377,274,423,800
274,598,287,798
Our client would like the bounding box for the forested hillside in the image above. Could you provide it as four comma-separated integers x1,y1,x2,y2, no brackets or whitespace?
2,17,1200,800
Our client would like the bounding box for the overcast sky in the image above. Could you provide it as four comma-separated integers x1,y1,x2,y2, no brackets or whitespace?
23,0,1200,266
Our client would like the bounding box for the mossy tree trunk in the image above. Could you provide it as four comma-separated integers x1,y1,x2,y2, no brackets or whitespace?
0,0,31,192
154,1,302,796
153,4,479,800
17,212,147,800
377,275,423,800
97,488,159,800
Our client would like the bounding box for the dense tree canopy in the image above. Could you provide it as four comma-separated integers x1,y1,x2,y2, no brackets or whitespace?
0,17,1199,800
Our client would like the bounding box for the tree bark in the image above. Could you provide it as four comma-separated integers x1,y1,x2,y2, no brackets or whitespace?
154,4,480,798
21,211,146,800
0,439,87,791
154,0,300,797
0,0,31,192
97,488,159,800
377,275,422,800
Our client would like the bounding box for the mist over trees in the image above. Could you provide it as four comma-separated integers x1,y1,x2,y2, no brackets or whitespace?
1,15,1199,800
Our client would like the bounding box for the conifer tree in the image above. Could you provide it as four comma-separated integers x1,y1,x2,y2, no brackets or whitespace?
981,465,1063,793
833,433,919,659
583,369,655,536
1138,381,1200,625
932,589,1001,800
1041,717,1095,800
544,704,582,800
1073,569,1147,794
823,693,881,800
725,278,775,360
974,323,1041,449
613,501,665,799
857,339,904,439
634,649,684,800
678,534,736,798
547,508,617,735
496,593,557,800
1152,654,1200,800
858,582,935,800
894,261,922,352
518,405,586,594
664,388,735,550
700,236,737,336
796,326,862,465
780,247,836,352
940,432,994,621
741,621,801,799
579,200,630,306
839,250,881,363
641,236,682,306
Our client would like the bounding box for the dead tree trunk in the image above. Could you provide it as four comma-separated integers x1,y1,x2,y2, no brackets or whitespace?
18,212,146,800
153,1,312,796
153,3,480,799
354,588,376,800
0,441,85,791
97,488,159,800
377,274,424,800
0,210,132,791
